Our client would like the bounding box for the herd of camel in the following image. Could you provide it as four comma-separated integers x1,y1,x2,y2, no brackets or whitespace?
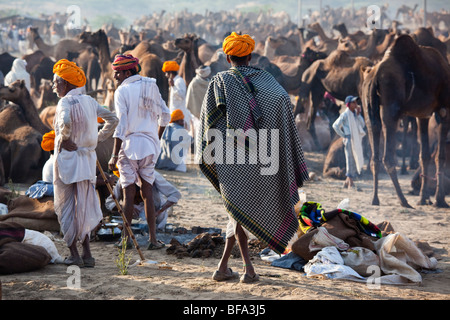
0,7,449,209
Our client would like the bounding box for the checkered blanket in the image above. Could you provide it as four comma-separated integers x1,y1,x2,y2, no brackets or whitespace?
197,66,309,254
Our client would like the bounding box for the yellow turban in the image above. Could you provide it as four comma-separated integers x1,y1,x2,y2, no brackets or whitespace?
41,130,55,152
53,59,86,88
170,109,184,123
222,32,255,57
162,61,180,73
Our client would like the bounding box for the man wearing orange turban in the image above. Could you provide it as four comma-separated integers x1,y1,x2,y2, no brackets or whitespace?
222,32,255,58
163,60,191,132
53,59,86,91
162,60,180,73
156,109,192,172
197,32,309,284
52,58,118,267
41,130,55,152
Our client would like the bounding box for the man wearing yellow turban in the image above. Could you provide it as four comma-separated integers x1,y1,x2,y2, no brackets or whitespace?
52,59,119,267
197,32,309,283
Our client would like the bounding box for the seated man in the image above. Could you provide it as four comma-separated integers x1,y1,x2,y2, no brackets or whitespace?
105,170,181,231
26,130,55,199
156,109,192,172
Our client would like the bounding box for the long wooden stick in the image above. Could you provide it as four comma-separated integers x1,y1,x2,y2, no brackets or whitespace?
96,160,146,262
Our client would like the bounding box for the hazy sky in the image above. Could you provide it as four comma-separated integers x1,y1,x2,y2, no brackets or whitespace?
1,0,448,28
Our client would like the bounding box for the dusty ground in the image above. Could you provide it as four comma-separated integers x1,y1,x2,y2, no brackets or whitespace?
1,151,449,306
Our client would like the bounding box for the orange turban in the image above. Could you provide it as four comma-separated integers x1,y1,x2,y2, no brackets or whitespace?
41,130,55,152
222,32,255,57
170,109,184,123
53,59,86,88
162,61,180,73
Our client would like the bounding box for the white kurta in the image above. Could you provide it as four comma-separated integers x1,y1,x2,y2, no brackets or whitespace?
113,75,171,160
169,74,191,129
53,87,118,246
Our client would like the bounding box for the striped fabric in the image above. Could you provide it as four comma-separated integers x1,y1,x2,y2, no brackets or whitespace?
197,66,309,254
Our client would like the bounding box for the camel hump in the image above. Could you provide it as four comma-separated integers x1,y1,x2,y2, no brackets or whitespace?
389,34,422,66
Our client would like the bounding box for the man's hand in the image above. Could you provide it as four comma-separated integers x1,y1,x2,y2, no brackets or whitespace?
60,138,78,152
108,156,118,172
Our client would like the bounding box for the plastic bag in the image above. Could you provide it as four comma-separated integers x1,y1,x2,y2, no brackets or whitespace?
341,247,380,277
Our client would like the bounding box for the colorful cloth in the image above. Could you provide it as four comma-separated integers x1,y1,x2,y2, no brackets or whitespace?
162,60,180,72
53,59,86,88
297,202,382,239
112,54,141,73
222,32,255,57
197,65,309,254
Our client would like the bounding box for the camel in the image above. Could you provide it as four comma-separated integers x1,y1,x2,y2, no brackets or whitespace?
360,34,450,208
29,56,54,92
0,52,15,76
263,35,301,60
410,141,450,199
299,48,373,148
323,137,346,179
175,34,204,87
306,22,339,55
80,29,169,103
175,34,220,86
28,27,89,61
75,47,101,92
79,29,114,91
411,27,448,61
0,80,51,184
332,23,368,48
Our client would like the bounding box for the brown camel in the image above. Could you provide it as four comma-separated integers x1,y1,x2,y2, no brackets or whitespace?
79,29,114,91
360,34,450,208
174,34,220,86
80,29,169,103
28,27,89,61
0,52,15,76
299,48,373,148
0,80,50,184
411,27,448,61
307,22,339,55
175,34,203,87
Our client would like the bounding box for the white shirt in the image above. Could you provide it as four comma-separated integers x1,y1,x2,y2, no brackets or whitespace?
114,75,171,160
169,74,187,111
54,87,118,184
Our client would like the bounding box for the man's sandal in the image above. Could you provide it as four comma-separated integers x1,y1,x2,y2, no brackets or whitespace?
212,268,239,281
240,273,260,284
147,240,165,250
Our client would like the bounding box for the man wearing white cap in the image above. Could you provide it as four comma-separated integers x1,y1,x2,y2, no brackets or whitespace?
332,95,366,189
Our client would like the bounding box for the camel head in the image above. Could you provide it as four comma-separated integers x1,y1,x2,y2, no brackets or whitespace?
0,80,29,103
267,36,287,49
301,47,327,64
79,29,106,45
337,37,358,54
175,34,198,52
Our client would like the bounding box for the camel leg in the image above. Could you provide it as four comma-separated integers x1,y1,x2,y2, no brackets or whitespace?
434,112,450,208
306,86,325,150
367,121,382,206
382,118,412,208
416,118,432,205
400,117,409,175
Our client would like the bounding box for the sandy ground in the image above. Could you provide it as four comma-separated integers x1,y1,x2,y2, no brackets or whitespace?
0,151,449,304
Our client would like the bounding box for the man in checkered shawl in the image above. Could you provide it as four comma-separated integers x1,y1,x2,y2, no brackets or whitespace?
197,32,309,283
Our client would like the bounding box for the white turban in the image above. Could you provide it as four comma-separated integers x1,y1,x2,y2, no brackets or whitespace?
195,65,211,79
